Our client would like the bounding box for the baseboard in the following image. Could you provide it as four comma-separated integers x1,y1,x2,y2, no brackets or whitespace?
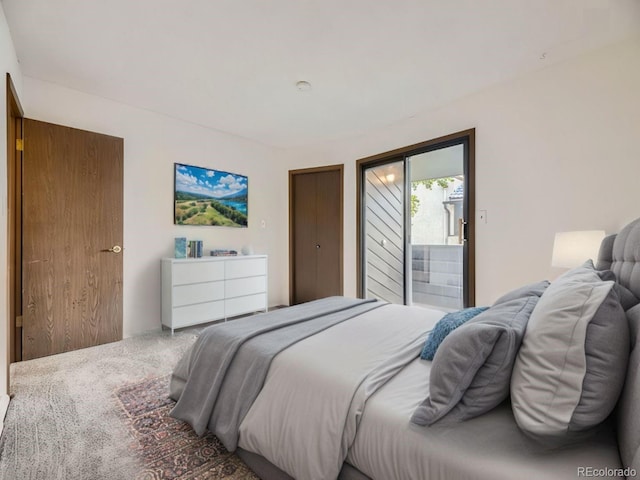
0,394,10,436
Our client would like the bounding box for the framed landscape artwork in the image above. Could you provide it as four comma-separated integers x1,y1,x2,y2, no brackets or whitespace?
174,163,248,227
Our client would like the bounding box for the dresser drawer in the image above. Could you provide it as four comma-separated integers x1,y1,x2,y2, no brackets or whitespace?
173,261,224,285
225,276,266,299
173,281,224,307
171,300,225,328
225,293,266,317
225,258,266,280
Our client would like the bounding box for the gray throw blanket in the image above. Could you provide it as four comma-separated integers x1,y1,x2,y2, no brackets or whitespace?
169,296,385,450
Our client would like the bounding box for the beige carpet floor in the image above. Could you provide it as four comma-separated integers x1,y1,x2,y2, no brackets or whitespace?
0,329,256,480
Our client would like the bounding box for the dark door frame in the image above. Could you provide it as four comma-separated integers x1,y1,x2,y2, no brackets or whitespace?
356,128,476,306
6,73,24,373
289,164,344,305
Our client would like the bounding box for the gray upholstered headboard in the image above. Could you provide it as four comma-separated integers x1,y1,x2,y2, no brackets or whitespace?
597,217,640,299
597,217,640,473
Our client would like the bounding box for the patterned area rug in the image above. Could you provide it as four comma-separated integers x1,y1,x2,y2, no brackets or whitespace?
115,376,259,480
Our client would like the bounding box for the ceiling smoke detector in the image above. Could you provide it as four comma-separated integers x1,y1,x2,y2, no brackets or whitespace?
296,80,312,92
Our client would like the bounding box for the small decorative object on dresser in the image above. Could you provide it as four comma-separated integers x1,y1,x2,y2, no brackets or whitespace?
187,240,204,258
174,237,187,259
161,255,268,333
210,249,238,256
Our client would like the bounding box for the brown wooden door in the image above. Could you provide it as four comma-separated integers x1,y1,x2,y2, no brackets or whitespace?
290,165,343,304
22,119,123,360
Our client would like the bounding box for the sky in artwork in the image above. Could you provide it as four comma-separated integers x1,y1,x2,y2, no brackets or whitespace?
175,164,247,198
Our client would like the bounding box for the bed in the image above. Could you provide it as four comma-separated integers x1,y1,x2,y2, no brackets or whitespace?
169,217,640,480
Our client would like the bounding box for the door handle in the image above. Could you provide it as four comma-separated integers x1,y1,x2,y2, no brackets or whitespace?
102,245,122,254
458,218,467,245
316,244,321,249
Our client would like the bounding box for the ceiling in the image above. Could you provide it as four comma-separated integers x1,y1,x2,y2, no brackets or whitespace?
3,0,640,148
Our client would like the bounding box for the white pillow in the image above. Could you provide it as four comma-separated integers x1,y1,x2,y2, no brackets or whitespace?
510,263,629,438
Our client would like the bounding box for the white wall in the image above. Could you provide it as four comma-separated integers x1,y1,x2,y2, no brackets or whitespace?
8,32,640,348
0,3,23,400
22,77,289,337
283,36,640,305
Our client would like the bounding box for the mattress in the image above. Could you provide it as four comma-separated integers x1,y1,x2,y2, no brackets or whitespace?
346,358,623,480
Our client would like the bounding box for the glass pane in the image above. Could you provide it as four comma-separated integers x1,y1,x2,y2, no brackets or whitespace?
409,145,464,310
363,161,405,304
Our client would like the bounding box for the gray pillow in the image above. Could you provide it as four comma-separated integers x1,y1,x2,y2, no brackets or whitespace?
411,293,542,426
597,269,640,311
492,280,549,306
511,264,629,438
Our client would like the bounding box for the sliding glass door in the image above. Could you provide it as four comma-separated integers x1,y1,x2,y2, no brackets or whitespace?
358,130,475,310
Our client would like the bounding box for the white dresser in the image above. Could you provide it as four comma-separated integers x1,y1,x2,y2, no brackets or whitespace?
161,255,268,333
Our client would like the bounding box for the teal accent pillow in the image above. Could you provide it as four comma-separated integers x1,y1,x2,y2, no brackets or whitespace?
420,307,489,360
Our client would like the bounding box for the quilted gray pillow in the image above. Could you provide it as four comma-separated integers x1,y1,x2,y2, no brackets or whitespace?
511,264,629,438
411,290,544,426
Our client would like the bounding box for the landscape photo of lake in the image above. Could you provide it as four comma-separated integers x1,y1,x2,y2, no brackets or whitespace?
174,163,248,227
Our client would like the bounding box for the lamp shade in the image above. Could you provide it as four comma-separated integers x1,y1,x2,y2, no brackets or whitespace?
551,230,606,268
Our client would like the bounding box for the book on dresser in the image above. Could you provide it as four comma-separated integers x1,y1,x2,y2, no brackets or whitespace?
161,255,268,333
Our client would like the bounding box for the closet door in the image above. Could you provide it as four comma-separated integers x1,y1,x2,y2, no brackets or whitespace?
291,171,317,303
290,165,343,305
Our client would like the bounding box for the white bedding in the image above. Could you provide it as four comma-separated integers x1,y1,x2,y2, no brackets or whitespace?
238,304,443,480
347,358,623,480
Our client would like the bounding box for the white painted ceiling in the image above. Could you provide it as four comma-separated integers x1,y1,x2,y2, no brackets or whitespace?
3,0,640,148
